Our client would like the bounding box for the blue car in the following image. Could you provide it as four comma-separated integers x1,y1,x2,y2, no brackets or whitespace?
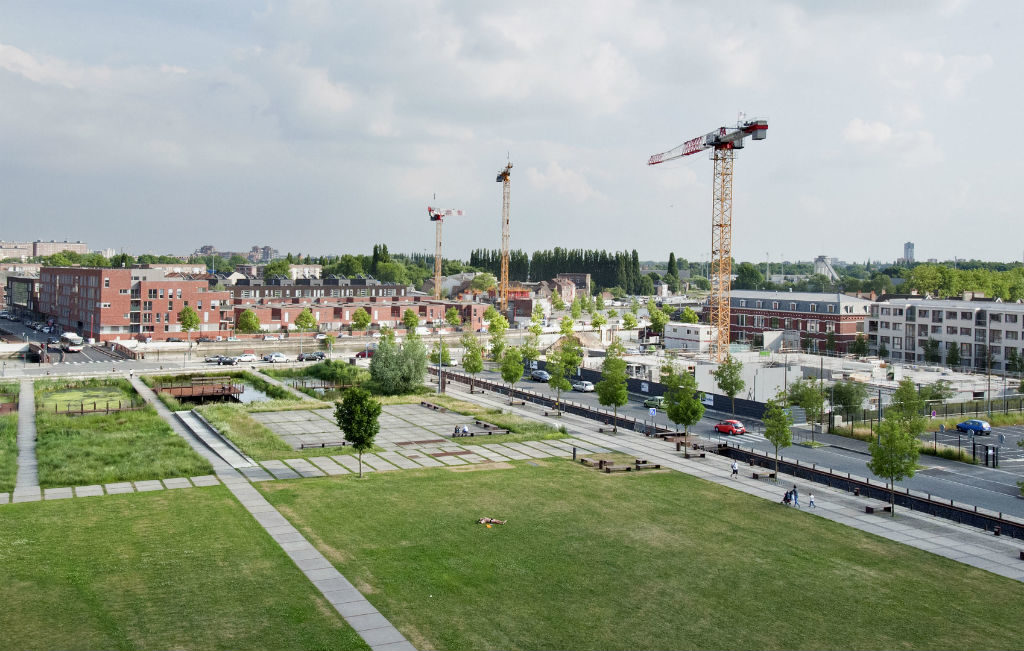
956,419,991,435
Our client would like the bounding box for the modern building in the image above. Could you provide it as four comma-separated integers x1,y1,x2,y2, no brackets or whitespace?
231,275,408,302
903,241,915,264
866,293,1024,370
32,240,90,257
729,290,872,353
664,323,716,353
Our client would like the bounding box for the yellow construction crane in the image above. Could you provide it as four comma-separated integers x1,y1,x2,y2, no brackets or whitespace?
427,206,464,300
648,118,768,361
496,162,513,312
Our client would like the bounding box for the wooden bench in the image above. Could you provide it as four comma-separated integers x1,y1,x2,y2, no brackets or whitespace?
420,401,448,412
683,451,706,459
451,429,510,437
864,505,892,514
603,463,632,473
752,471,777,480
634,459,661,471
299,441,348,449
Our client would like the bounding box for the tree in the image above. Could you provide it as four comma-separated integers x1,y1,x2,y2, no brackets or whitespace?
763,392,794,476
922,338,941,363
470,273,497,292
826,330,837,355
429,339,452,366
662,364,704,436
460,333,484,392
402,308,419,332
548,337,583,412
294,307,318,355
263,259,291,278
734,262,765,290
639,276,655,296
622,312,638,329
550,291,565,311
788,378,825,429
445,307,462,328
918,379,955,403
712,355,745,414
647,298,668,337
499,346,524,404
850,334,869,357
351,307,371,331
945,341,961,367
867,419,920,517
595,339,628,431
1006,348,1022,373
595,294,605,311
486,310,509,361
369,329,426,395
831,380,868,434
887,378,927,427
178,306,200,358
878,342,889,358
334,387,381,478
591,312,607,329
679,307,699,324
570,298,582,320
236,309,261,334
630,297,640,315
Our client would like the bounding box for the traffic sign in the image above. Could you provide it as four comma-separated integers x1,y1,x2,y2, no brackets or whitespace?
649,407,657,417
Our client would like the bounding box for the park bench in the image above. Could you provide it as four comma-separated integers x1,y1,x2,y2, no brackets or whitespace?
634,459,662,471
420,401,447,412
603,463,632,473
474,419,502,430
299,441,348,449
752,470,777,480
683,450,706,459
452,429,510,438
864,505,893,514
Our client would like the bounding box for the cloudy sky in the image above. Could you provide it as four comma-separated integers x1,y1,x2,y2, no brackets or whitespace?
1,1,1019,264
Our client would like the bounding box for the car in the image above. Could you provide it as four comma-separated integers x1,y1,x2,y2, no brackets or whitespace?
355,349,375,358
235,353,257,363
217,355,238,365
530,369,551,382
643,396,665,409
264,352,290,363
167,337,183,342
298,351,325,361
956,419,991,435
314,333,327,340
263,334,281,341
197,337,214,343
227,337,241,342
204,354,222,363
714,420,747,435
572,380,595,392
47,337,59,345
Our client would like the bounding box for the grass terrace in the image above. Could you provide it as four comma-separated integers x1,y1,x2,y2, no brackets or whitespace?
0,487,367,650
260,459,1024,650
0,413,16,493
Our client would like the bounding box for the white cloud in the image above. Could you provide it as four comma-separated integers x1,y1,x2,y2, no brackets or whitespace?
843,118,893,146
526,161,604,203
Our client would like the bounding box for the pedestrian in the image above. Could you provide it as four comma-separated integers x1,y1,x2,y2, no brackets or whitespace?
792,484,800,508
808,492,816,508
731,460,738,478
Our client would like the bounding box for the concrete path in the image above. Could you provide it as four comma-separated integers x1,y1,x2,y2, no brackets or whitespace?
13,379,40,503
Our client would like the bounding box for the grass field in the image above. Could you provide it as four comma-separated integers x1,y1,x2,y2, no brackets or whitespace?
259,460,1024,650
35,407,213,487
0,487,368,650
0,413,16,493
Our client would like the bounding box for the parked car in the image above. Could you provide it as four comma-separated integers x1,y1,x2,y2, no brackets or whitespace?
264,352,290,363
314,333,327,340
197,337,214,343
235,353,257,363
204,354,222,363
227,336,241,342
531,369,551,382
956,419,991,435
355,349,375,358
643,396,665,409
298,351,325,361
714,420,747,435
263,334,281,341
167,337,183,342
572,380,595,392
217,355,238,365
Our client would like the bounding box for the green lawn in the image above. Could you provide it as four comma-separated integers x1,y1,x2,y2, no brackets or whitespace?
0,413,17,493
0,486,368,650
35,407,213,487
259,461,1024,650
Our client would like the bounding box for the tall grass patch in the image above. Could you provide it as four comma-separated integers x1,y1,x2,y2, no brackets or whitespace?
0,413,17,492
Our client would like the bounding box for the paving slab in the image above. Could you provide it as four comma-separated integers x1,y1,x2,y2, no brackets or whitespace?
239,466,274,482
482,443,529,460
333,455,373,474
282,458,327,478
308,456,350,475
470,446,510,462
376,452,421,470
162,477,193,489
190,475,221,487
74,485,104,497
503,442,545,458
523,440,572,457
400,453,443,467
44,487,73,500
134,480,164,492
361,453,399,471
105,482,135,495
431,453,468,465
11,489,41,503
261,460,301,480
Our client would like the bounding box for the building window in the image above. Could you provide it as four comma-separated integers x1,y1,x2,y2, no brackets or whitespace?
946,326,957,335
827,304,835,313
104,278,110,288
100,302,111,308
1006,314,1018,324
755,300,762,308
739,300,746,307
919,309,929,317
168,301,173,311
990,313,1002,323
946,311,958,320
931,325,941,334
881,307,891,316
1007,331,1018,340
789,302,796,310
961,311,972,320
772,302,779,309
148,289,158,298
893,337,902,350
961,327,972,336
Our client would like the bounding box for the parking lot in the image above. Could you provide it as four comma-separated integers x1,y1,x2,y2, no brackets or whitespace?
924,421,1024,471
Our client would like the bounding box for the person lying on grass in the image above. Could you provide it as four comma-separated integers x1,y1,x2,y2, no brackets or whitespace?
477,517,507,525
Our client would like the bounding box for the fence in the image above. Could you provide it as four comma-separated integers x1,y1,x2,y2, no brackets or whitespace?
38,397,146,415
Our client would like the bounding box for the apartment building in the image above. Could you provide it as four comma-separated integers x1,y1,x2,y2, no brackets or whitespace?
867,293,1024,370
235,296,488,333
729,290,872,353
230,275,407,302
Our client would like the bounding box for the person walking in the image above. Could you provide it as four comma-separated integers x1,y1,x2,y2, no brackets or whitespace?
808,493,816,508
731,460,738,479
791,484,800,508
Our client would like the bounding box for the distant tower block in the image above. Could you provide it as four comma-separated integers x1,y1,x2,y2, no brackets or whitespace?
904,241,915,264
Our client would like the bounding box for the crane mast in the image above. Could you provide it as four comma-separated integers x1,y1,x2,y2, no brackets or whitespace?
427,207,464,300
496,162,513,312
649,118,767,362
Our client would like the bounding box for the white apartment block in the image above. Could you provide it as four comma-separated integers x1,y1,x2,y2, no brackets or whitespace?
867,294,1023,370
664,323,716,353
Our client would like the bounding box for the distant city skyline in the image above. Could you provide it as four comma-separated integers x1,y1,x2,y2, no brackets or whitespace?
2,2,1022,262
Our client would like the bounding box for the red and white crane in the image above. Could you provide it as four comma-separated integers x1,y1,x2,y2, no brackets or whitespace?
648,118,767,361
427,206,465,300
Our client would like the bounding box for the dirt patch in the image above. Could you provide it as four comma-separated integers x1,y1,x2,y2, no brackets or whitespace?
354,578,377,594
447,462,514,472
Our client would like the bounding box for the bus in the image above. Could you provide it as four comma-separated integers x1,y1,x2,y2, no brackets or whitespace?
60,332,84,352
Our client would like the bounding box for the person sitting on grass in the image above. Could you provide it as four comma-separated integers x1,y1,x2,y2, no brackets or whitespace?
477,517,507,525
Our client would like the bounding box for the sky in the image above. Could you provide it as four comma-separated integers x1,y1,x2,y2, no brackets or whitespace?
1,0,1021,264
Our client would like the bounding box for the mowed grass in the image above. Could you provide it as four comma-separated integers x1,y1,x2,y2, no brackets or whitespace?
259,461,1024,651
0,413,16,493
0,486,368,651
35,408,212,487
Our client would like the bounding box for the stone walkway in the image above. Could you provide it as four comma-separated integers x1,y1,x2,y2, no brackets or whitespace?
12,379,39,503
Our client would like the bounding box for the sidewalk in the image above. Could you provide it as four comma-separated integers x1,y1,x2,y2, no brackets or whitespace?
12,379,40,503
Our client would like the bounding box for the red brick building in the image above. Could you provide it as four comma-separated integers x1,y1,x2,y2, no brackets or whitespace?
728,290,871,353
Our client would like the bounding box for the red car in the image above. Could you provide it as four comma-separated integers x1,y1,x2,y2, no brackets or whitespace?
355,349,375,358
714,420,746,435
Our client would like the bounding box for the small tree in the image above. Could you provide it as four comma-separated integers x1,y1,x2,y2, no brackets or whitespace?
663,364,704,437
712,355,745,414
550,291,565,311
850,334,869,357
788,378,825,429
595,339,628,431
591,312,607,329
547,337,582,412
878,342,889,358
178,305,200,359
622,312,638,329
521,310,542,369
679,307,698,324
369,330,403,395
763,392,794,476
922,338,941,363
487,311,509,361
334,387,381,478
402,308,419,332
570,298,582,321
460,333,484,392
445,307,462,328
831,380,868,434
351,307,371,331
825,330,837,355
630,297,640,315
945,341,961,367
595,294,605,311
236,309,261,334
646,298,668,337
867,419,920,516
499,346,524,405
430,339,451,366
294,307,317,356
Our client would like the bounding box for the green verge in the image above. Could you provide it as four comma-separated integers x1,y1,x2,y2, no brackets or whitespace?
0,413,16,493
35,407,213,488
260,461,1024,651
0,486,368,651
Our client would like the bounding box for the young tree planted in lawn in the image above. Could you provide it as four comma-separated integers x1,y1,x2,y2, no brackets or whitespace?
595,338,628,431
351,307,371,332
630,297,640,314
663,364,704,437
712,355,745,414
591,312,607,329
763,392,794,476
369,329,403,395
571,298,582,321
499,346,524,405
236,309,261,334
831,380,868,434
461,333,484,393
178,305,200,359
595,294,605,311
868,378,926,516
445,307,462,329
334,386,381,478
